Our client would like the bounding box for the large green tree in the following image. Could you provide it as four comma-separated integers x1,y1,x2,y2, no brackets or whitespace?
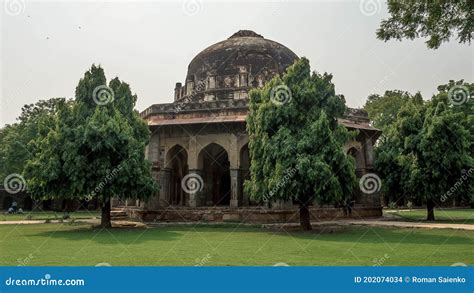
25,65,158,227
0,98,70,181
246,58,356,230
377,0,473,49
374,83,473,220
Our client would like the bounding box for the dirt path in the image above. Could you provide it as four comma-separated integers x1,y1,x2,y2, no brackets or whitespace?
345,220,474,231
1,218,473,231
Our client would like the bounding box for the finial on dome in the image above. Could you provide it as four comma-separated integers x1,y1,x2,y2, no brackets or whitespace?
229,30,264,39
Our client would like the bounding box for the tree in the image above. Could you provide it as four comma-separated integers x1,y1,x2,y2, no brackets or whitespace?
374,84,473,220
246,58,356,230
25,65,158,227
0,98,70,181
364,90,423,131
377,0,473,49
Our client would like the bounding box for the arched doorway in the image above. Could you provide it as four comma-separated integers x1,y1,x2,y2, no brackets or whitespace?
198,143,231,206
2,196,12,210
23,196,33,211
166,145,188,206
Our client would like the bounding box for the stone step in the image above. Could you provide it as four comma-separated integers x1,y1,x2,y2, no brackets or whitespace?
111,209,128,220
111,215,127,219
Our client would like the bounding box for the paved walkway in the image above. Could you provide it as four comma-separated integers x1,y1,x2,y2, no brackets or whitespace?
345,220,474,231
0,219,98,225
1,218,473,231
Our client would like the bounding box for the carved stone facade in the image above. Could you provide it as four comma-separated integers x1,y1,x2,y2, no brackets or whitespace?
137,30,382,220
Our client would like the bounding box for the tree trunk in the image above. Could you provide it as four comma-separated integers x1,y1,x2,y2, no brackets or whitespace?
101,199,112,228
426,198,435,221
299,202,312,230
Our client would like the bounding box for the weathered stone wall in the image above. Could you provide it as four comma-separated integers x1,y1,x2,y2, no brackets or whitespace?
127,206,382,223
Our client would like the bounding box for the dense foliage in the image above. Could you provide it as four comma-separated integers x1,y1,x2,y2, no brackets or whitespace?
377,0,473,49
12,65,158,227
0,98,71,181
246,58,356,230
366,81,473,220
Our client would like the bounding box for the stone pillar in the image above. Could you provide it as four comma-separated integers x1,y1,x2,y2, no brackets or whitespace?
364,137,374,169
174,82,182,101
230,169,242,208
158,168,171,207
187,169,203,207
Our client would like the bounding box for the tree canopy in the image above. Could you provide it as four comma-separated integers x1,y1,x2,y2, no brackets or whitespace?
370,81,473,220
24,65,158,227
377,0,473,49
246,57,356,230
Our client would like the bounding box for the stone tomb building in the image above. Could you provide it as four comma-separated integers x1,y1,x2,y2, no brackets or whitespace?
130,30,381,222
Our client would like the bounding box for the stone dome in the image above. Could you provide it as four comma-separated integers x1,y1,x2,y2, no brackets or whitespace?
174,30,298,102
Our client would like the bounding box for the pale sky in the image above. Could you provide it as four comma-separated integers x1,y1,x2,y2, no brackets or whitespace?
1,0,472,126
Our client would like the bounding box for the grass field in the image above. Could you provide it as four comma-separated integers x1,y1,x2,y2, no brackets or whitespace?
0,211,100,221
386,208,474,224
0,223,471,266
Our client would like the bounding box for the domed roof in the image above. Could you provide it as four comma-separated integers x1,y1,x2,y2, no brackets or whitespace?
175,30,298,102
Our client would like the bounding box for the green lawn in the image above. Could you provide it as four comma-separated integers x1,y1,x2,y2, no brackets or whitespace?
0,211,100,221
0,223,472,266
386,208,474,224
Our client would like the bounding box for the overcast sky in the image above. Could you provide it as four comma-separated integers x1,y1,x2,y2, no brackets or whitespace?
1,0,472,126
